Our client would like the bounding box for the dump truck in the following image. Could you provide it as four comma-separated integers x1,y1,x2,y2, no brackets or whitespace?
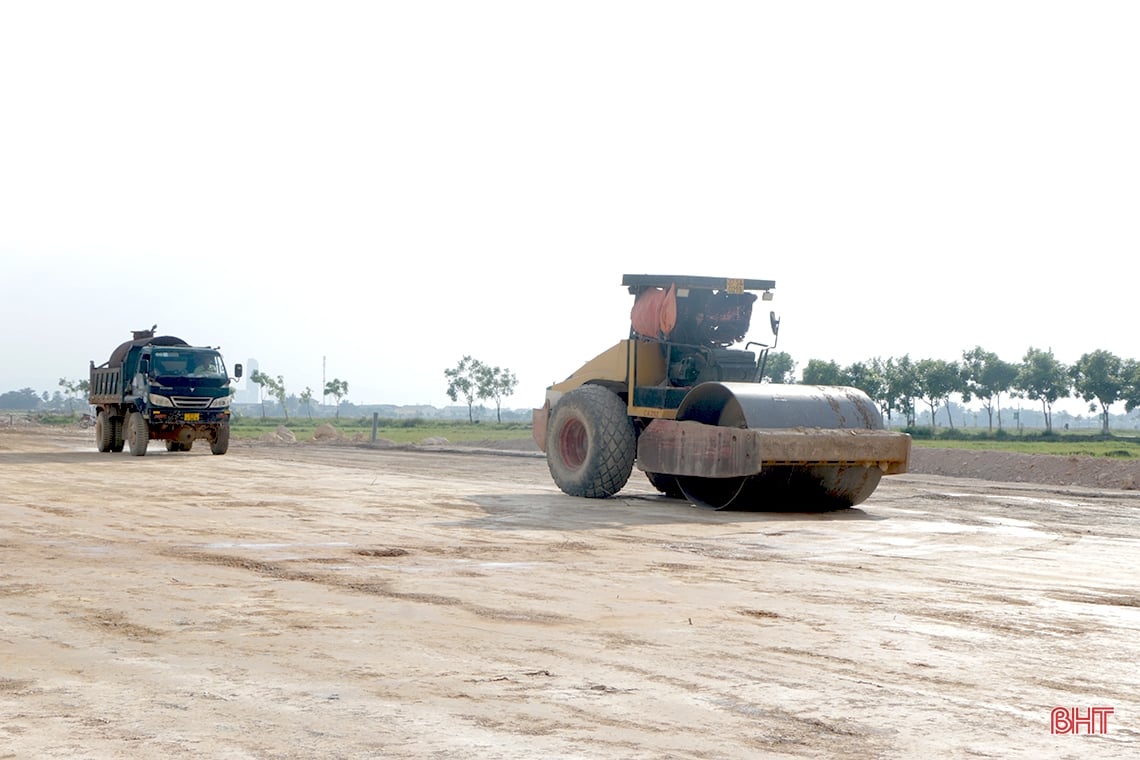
88,326,242,456
532,275,911,510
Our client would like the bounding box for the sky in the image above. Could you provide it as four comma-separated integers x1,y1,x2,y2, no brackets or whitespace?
2,2,1137,413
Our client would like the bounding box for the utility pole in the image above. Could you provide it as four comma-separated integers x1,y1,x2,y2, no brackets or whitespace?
322,355,327,406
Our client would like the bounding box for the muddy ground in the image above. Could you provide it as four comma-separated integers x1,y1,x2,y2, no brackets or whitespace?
1,427,1138,759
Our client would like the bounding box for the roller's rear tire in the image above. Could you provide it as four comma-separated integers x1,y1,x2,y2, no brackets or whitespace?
546,385,635,498
127,412,149,457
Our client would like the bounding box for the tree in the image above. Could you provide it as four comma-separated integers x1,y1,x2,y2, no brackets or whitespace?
476,364,518,423
801,359,843,386
1016,347,1070,434
880,356,919,426
299,387,315,419
1070,350,1125,435
324,378,349,419
56,381,69,410
1123,359,1140,417
0,387,41,410
961,347,1019,432
267,374,289,421
841,360,885,403
249,370,275,419
915,358,962,429
249,370,267,418
761,351,796,383
58,377,89,414
445,355,485,423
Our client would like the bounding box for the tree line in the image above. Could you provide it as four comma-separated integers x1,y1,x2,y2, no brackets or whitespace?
0,378,93,413
3,360,521,425
779,346,1140,435
247,356,521,424
8,347,1138,435
247,371,350,420
444,356,518,423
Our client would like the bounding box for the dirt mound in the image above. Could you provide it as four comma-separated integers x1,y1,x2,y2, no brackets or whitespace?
910,447,1139,490
312,423,341,441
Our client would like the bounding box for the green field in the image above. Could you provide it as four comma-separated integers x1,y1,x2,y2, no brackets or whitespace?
910,434,1140,459
233,417,1140,460
901,421,1140,458
231,416,535,445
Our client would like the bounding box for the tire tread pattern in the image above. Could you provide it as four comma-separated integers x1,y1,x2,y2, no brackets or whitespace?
546,385,636,498
211,424,230,455
96,411,112,452
110,418,125,452
127,412,149,457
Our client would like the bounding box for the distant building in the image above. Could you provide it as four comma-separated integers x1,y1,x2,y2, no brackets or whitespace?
238,358,260,403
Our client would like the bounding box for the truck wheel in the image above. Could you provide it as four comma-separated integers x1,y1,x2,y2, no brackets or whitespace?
127,412,149,457
110,418,125,452
546,385,635,498
211,424,230,455
95,411,113,453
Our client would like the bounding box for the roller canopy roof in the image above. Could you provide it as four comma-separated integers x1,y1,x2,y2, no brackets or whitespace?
621,274,776,293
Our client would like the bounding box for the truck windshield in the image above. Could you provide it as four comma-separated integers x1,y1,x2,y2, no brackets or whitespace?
150,350,227,378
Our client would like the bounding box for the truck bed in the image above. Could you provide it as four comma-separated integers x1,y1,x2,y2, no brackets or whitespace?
88,366,124,404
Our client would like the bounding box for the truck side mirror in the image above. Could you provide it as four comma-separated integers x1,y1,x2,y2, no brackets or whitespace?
139,356,150,376
234,363,243,379
769,311,781,336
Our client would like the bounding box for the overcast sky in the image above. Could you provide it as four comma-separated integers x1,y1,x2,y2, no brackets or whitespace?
2,2,1137,413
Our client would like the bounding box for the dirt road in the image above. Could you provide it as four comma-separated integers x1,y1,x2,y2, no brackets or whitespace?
2,428,1137,759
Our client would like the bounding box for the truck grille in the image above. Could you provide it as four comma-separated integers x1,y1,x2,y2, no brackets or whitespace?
171,396,212,409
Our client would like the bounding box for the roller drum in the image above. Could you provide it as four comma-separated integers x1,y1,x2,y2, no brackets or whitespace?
672,383,889,511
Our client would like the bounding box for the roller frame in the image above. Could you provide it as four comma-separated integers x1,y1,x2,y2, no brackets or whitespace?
636,419,911,479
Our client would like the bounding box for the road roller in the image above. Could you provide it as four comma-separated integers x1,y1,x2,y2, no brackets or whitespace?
531,275,911,510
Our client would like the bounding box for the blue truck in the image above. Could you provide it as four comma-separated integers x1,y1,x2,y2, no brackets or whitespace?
88,326,242,456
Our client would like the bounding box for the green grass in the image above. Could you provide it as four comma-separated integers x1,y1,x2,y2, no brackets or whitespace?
234,417,1140,460
905,428,1140,459
32,412,91,425
230,416,534,445
911,438,1140,459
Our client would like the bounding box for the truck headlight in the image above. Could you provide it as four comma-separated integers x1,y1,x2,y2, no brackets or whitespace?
210,395,231,408
149,393,174,407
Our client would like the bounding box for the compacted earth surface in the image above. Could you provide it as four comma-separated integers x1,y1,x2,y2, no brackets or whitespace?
1,425,1138,759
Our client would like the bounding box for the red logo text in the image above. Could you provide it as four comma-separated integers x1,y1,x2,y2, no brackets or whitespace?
1051,706,1114,734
